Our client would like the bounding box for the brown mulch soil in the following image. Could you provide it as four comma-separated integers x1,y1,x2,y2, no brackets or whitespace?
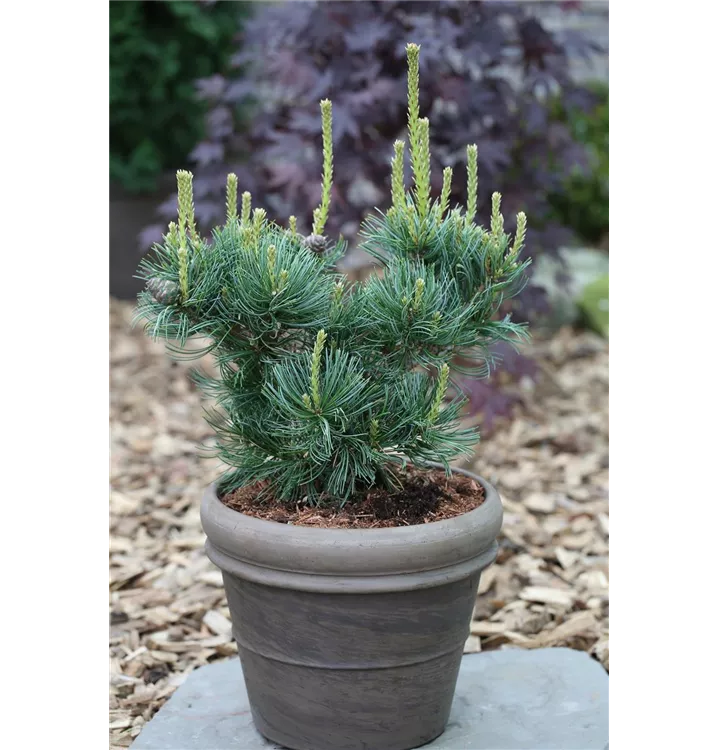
110,297,608,748
222,466,484,528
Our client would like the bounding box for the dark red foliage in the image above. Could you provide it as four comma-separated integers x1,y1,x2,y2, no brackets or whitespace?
144,2,604,271
459,341,540,430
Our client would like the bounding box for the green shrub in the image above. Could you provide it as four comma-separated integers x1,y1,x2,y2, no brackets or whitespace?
110,1,250,193
549,81,609,244
135,45,531,505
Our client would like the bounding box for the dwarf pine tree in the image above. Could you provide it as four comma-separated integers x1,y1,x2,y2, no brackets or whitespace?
136,43,530,505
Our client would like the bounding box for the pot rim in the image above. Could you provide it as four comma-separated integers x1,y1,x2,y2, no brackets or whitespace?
200,463,503,585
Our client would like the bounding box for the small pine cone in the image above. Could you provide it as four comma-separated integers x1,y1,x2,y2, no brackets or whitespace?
147,277,180,305
303,233,328,254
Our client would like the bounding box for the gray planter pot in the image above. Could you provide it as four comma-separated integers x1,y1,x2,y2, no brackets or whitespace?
200,465,503,750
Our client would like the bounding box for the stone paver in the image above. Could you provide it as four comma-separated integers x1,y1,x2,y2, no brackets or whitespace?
131,647,608,750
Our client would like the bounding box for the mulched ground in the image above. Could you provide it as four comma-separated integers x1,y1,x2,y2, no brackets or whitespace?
110,297,608,748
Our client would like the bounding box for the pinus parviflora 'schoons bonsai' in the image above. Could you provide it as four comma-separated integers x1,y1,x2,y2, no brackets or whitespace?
136,44,530,507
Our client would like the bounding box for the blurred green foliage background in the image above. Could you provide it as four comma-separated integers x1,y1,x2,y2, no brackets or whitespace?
110,0,250,193
549,81,609,245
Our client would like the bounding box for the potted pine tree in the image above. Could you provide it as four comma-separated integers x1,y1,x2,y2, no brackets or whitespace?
136,44,530,750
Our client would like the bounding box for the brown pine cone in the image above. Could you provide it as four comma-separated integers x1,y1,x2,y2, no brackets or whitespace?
303,234,328,254
147,277,180,305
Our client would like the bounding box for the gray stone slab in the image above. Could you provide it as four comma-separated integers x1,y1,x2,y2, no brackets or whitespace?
131,647,608,750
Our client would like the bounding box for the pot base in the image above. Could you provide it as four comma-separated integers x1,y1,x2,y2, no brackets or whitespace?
242,645,462,750
255,722,446,750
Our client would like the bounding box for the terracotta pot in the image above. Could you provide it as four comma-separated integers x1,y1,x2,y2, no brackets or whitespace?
200,465,503,750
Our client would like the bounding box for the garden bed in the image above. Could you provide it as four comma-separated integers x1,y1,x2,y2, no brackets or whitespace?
110,297,608,748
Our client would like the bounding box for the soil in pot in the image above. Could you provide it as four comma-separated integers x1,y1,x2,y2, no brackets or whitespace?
221,465,486,528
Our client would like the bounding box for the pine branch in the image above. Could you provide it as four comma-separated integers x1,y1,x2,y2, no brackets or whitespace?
312,99,334,236
439,166,453,218
466,144,478,223
226,173,238,224
241,191,252,226
391,140,406,211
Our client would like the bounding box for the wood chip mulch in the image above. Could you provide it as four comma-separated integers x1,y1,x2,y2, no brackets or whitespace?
110,298,608,748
